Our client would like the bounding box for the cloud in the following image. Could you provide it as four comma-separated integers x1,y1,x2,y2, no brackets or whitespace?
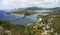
0,0,60,10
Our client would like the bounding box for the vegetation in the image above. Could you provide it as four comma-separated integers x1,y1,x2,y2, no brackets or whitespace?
0,20,25,35
51,18,60,34
0,20,54,35
0,20,45,35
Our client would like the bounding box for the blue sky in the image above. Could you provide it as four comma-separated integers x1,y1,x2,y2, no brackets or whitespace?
0,0,60,10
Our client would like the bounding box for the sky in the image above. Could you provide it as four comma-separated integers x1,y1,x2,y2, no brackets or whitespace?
0,0,60,10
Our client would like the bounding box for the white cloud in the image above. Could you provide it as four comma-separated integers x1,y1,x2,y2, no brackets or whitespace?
0,0,60,10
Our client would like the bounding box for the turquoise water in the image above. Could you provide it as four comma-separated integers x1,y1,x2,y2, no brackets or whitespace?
0,14,39,26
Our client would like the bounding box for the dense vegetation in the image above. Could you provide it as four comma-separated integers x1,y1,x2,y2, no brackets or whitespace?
0,20,54,35
0,20,25,35
0,20,45,35
51,18,60,34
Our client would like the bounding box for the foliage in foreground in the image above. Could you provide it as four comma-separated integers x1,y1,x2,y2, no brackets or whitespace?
51,18,60,34
0,20,58,35
0,20,45,35
0,20,25,35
